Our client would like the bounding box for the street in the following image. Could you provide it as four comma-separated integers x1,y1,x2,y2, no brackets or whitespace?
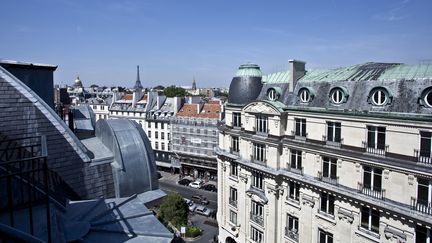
158,171,219,243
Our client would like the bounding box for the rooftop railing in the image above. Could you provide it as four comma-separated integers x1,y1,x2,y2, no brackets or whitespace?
362,142,388,156
414,149,432,164
411,197,432,215
0,136,52,242
358,182,385,200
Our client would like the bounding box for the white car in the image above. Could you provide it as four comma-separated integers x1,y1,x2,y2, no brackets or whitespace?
184,198,197,212
189,180,202,189
195,205,215,217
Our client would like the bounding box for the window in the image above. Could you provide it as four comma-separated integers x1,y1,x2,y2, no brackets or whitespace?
229,187,237,207
295,118,307,137
101,106,105,110
229,210,237,225
290,149,302,170
251,201,263,217
322,157,337,179
253,143,266,162
416,225,430,243
268,88,278,101
161,142,165,150
288,181,300,201
161,132,165,139
361,206,380,233
299,88,312,103
255,115,268,133
286,214,299,239
327,122,341,143
232,136,239,153
330,88,345,104
197,128,200,134
363,166,382,191
155,131,159,139
252,171,264,189
320,192,335,215
155,122,158,128
148,131,152,138
93,105,97,109
230,162,238,177
420,131,432,159
370,88,389,106
161,123,164,129
148,122,151,128
168,133,170,140
233,112,241,127
251,226,263,243
319,229,333,243
417,178,432,207
367,126,386,150
155,142,159,150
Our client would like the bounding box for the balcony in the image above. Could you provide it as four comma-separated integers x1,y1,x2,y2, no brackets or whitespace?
285,227,299,242
229,198,237,208
250,212,264,226
291,131,307,140
229,147,239,156
322,135,343,147
250,155,267,167
362,142,388,156
284,164,304,175
358,183,385,200
414,149,432,164
317,171,339,185
411,197,432,215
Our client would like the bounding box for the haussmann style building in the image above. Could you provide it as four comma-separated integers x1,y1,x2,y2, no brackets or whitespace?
216,61,432,243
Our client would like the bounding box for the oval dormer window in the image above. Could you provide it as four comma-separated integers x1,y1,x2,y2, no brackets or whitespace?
330,88,346,104
268,89,277,101
371,88,389,106
422,88,432,108
299,88,312,103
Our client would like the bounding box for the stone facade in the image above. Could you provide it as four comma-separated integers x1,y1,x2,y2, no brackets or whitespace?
217,62,432,243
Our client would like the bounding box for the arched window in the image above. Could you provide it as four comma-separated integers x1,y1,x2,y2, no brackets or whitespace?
369,88,390,106
299,88,312,103
422,88,432,108
330,88,347,104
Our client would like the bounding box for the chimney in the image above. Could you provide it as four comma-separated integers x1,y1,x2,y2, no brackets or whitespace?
289,60,306,92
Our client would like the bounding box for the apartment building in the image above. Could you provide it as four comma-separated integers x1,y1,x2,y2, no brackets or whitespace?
217,61,432,243
171,99,224,180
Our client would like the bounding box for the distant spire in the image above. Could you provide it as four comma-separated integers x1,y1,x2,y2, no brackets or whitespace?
192,75,197,90
134,65,143,90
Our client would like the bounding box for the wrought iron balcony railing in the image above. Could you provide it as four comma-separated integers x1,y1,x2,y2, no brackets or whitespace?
250,212,264,226
414,149,432,164
411,197,432,215
317,171,339,185
229,197,237,208
362,141,388,156
358,183,385,200
322,135,343,147
284,163,304,175
285,227,299,242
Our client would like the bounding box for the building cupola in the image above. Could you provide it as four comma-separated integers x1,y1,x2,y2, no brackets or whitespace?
227,63,263,105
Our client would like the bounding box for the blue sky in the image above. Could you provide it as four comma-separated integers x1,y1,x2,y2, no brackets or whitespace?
1,0,431,87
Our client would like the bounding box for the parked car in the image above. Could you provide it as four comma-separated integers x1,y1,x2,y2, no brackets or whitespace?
195,205,215,217
189,180,203,189
191,195,209,205
201,184,217,192
184,198,197,212
178,178,192,186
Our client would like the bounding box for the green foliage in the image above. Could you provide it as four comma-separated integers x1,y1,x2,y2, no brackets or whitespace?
219,91,229,97
153,85,165,90
159,193,188,227
163,86,188,97
185,226,201,238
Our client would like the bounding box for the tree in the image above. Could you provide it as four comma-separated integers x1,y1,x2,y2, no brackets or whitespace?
90,84,99,88
159,193,188,227
153,85,165,90
164,86,188,97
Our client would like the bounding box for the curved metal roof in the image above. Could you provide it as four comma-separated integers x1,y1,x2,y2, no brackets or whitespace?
95,119,158,197
228,63,263,105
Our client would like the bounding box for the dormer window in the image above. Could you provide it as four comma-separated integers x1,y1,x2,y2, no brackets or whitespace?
330,87,347,104
298,88,312,103
369,87,391,106
421,87,432,108
267,87,281,101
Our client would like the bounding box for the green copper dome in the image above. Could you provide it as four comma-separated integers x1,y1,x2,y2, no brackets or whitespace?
235,63,262,77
